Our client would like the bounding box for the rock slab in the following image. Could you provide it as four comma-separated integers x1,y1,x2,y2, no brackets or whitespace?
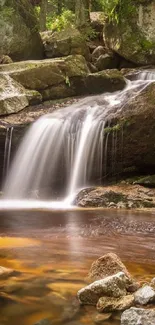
121,307,155,325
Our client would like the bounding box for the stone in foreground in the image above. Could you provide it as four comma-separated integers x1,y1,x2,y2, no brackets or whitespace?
88,252,132,282
97,294,134,312
134,285,155,305
121,307,155,325
0,74,28,115
77,272,128,305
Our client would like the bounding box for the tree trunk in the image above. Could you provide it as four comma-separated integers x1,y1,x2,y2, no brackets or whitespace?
75,0,90,27
57,0,63,15
39,0,47,31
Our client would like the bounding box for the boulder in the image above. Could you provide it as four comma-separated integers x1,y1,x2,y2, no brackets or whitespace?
41,28,90,60
25,90,42,106
0,55,13,64
134,285,155,305
75,185,155,209
0,74,28,115
121,307,155,325
97,295,134,312
0,0,43,61
88,253,132,283
95,54,119,70
77,272,128,305
0,55,89,91
85,69,126,94
104,0,155,65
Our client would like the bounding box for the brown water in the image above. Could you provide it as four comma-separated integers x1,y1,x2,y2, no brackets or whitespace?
0,208,155,325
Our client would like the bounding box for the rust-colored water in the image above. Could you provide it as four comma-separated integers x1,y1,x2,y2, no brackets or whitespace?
0,209,155,325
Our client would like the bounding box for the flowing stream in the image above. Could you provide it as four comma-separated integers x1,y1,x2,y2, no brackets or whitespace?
2,70,155,207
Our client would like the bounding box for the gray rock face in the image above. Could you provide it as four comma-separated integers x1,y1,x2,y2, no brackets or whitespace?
134,285,155,305
77,272,128,305
121,307,155,325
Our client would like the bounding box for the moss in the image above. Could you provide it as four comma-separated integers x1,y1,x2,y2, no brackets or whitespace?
104,123,121,134
103,191,127,203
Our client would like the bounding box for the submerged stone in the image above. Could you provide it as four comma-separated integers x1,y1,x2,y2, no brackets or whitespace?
97,295,134,312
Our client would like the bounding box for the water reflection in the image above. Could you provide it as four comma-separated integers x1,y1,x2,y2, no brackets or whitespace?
0,209,155,325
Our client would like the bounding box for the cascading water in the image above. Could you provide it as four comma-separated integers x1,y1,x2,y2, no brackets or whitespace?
2,70,155,208
3,127,13,180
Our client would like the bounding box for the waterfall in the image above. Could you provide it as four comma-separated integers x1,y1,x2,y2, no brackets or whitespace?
2,70,155,202
3,127,13,180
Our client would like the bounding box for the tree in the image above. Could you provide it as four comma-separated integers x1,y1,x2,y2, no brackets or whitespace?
39,0,48,31
75,0,90,27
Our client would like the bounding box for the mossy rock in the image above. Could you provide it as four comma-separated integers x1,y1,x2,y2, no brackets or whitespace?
0,0,43,61
104,0,155,65
41,28,90,60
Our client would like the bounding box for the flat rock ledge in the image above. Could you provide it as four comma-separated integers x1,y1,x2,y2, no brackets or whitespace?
121,307,155,325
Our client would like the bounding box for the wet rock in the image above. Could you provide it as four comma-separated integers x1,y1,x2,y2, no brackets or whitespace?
87,62,98,73
41,28,90,60
134,285,155,305
88,253,132,283
121,307,155,325
77,272,128,305
75,185,155,209
94,313,112,323
85,69,126,94
95,54,119,71
0,74,28,115
97,294,134,312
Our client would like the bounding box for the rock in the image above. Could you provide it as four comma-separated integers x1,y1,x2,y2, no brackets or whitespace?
150,277,155,288
104,1,155,65
94,313,112,323
92,46,106,63
0,266,17,278
134,285,155,305
121,307,155,325
85,69,126,94
41,28,90,60
87,62,98,73
0,55,13,64
74,185,155,209
95,53,119,70
77,272,128,305
25,90,42,106
88,253,132,283
0,0,43,61
97,294,134,312
0,74,28,116
0,55,89,91
34,320,51,325
133,175,155,188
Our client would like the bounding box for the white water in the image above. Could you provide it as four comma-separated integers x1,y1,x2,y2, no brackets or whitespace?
2,70,155,208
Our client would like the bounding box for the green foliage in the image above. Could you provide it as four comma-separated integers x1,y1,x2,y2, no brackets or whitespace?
98,0,136,24
47,9,75,31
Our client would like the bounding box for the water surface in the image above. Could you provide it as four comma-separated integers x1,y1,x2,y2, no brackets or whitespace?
0,209,155,325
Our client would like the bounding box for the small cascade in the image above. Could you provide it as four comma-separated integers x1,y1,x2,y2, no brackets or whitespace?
2,70,155,202
3,127,13,180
